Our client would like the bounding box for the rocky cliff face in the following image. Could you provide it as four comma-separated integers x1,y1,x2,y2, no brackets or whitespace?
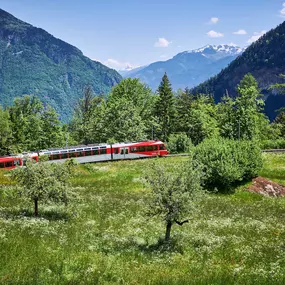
0,9,122,121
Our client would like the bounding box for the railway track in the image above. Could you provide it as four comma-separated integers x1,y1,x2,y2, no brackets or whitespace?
166,150,285,157
262,149,285,153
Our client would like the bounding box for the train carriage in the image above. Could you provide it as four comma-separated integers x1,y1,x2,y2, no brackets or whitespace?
0,157,22,170
0,140,168,170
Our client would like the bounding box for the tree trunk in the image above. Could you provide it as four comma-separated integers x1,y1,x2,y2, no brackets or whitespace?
34,198,38,217
165,221,172,241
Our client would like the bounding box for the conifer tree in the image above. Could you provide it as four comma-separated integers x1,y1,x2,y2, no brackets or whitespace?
0,106,12,155
155,73,176,141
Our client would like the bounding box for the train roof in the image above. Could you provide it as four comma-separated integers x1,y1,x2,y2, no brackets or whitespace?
0,156,19,162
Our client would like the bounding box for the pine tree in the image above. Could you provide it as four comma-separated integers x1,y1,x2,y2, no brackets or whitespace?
155,73,176,141
175,88,193,134
0,106,12,155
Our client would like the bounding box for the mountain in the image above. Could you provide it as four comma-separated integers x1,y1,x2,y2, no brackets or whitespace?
118,65,145,77
125,45,244,91
192,22,285,121
0,9,122,121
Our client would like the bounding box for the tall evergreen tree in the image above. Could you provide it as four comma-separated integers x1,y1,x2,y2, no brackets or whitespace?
175,88,194,134
0,106,12,155
155,73,176,141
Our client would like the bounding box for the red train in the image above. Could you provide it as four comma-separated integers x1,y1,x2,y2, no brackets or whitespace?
0,140,168,170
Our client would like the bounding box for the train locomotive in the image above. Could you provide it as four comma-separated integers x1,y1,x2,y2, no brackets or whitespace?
0,140,168,170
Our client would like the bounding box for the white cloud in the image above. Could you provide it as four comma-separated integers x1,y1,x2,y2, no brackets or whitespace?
247,30,266,44
103,58,138,70
154,37,171,47
280,3,285,17
233,29,247,35
209,17,219,24
207,30,224,38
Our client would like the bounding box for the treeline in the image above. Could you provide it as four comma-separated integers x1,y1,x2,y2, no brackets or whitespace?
1,72,285,155
0,96,67,155
69,73,285,151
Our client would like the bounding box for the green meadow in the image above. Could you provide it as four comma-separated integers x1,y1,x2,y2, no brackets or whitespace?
1,154,285,284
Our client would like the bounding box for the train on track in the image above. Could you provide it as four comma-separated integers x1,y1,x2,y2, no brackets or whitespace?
0,140,168,170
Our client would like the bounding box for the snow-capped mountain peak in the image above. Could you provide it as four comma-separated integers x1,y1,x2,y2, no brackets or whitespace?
189,44,245,55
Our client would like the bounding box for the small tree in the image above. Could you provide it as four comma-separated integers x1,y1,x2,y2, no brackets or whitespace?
12,160,74,217
144,158,203,241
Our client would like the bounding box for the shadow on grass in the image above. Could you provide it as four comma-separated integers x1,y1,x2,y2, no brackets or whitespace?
137,237,184,254
99,236,184,255
0,208,71,221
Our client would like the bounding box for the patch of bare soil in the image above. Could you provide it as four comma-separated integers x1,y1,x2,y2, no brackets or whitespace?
248,177,285,197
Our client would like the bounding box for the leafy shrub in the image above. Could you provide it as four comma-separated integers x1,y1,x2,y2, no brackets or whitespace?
194,138,263,191
259,139,285,150
167,133,193,154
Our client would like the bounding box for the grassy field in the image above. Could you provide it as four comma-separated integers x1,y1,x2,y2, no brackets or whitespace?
1,154,285,284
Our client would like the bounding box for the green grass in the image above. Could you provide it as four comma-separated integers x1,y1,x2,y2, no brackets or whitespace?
259,153,285,184
1,155,285,284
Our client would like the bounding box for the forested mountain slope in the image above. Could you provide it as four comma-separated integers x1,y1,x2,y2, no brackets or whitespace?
0,9,122,120
192,21,285,120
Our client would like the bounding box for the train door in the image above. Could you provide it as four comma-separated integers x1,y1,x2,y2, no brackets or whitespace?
120,148,129,159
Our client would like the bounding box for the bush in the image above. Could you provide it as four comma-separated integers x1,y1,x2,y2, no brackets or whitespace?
194,138,263,191
259,139,285,150
167,133,193,154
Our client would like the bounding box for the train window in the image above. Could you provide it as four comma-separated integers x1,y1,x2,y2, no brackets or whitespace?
6,161,13,167
130,147,137,153
53,154,61,160
76,151,84,157
138,146,145,152
100,149,107,155
146,146,153,152
69,152,77,158
61,153,68,159
159,145,165,150
14,160,21,166
49,155,53,160
0,163,4,168
114,148,119,154
153,146,158,151
93,149,99,155
85,151,92,156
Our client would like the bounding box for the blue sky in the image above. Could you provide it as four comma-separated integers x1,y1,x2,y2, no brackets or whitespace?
1,0,285,70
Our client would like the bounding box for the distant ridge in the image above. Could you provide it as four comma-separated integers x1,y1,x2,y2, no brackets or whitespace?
0,8,122,121
191,21,285,120
124,44,244,91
